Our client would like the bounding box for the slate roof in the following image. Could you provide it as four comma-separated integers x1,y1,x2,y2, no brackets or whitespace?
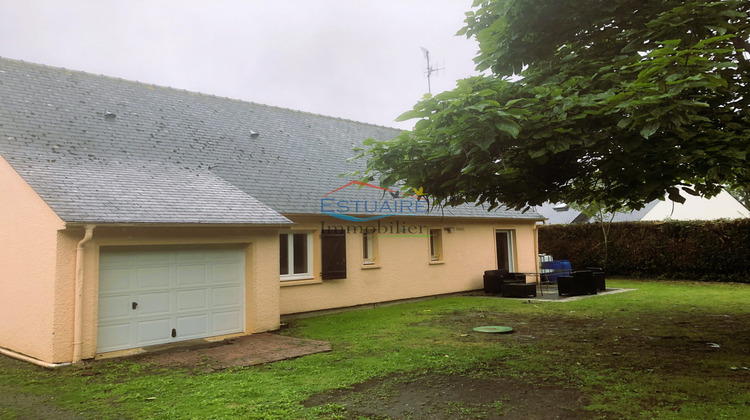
606,200,660,222
533,203,588,224
0,57,542,224
534,200,661,224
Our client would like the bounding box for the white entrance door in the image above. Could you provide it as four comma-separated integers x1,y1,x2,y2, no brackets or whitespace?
97,245,245,353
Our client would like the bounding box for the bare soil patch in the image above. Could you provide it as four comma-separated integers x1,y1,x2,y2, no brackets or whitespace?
304,373,596,419
302,303,750,419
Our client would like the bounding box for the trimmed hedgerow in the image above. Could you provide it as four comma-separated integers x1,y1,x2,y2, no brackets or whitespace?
538,219,750,282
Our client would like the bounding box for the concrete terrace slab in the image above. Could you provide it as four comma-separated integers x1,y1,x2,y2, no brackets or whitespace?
531,287,636,302
121,333,331,370
474,287,636,302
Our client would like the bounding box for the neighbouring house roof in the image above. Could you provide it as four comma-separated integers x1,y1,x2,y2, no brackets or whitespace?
536,194,749,224
606,200,660,222
533,202,588,224
535,200,662,224
0,57,542,224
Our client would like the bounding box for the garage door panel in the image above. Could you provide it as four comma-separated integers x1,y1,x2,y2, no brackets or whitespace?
213,310,242,334
174,249,209,263
98,245,246,353
212,262,242,284
213,286,241,308
212,249,243,261
176,289,208,311
99,251,132,267
175,314,208,338
137,318,172,344
136,291,171,316
98,324,132,349
136,249,172,265
137,266,170,289
99,268,131,293
176,264,207,286
98,295,132,320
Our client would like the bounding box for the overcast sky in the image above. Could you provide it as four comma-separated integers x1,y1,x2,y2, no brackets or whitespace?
0,0,482,129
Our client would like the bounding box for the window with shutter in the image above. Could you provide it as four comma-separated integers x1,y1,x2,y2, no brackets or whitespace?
321,230,347,280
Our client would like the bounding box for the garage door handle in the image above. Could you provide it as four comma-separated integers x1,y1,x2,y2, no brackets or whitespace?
132,302,138,310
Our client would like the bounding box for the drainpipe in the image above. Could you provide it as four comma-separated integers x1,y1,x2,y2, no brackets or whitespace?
0,347,71,369
533,222,542,278
72,225,95,364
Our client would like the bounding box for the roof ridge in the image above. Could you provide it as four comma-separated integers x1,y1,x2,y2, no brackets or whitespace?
0,56,404,132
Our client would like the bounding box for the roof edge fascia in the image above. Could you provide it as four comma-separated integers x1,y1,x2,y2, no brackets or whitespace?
63,221,294,229
280,213,545,222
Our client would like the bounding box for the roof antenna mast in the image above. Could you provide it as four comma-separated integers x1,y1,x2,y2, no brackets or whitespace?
420,47,444,95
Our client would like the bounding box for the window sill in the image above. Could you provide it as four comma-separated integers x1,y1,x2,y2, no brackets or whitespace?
361,264,381,270
280,277,321,287
429,260,445,265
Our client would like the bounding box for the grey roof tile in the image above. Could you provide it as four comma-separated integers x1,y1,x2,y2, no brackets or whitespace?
0,57,542,223
534,200,662,224
607,200,660,222
533,202,586,224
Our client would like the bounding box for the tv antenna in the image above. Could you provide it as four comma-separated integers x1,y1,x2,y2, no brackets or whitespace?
420,47,444,94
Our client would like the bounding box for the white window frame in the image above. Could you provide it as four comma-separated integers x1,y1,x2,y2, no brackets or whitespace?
363,232,375,265
429,228,443,261
280,231,314,281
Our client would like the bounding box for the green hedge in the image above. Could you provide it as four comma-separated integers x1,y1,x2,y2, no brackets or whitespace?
538,219,750,282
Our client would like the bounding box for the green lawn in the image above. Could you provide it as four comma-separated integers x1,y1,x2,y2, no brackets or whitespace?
1,280,749,419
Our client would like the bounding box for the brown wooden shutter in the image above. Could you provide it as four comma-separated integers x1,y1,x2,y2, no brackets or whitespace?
321,230,346,280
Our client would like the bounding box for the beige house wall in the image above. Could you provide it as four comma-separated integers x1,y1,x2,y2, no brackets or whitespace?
279,215,539,315
1,156,541,363
0,156,65,362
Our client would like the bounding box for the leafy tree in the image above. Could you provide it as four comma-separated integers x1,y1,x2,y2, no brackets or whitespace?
726,183,750,208
359,0,750,212
568,199,619,268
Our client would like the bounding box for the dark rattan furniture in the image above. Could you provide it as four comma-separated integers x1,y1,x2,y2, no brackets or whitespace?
483,270,526,294
585,267,607,291
557,270,598,296
502,282,537,298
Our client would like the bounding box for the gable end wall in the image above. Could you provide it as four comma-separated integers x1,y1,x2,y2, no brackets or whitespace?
0,156,66,363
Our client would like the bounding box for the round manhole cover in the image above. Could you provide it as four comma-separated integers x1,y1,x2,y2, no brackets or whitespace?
473,326,514,333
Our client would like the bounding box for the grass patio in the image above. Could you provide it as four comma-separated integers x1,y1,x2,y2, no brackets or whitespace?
1,279,749,419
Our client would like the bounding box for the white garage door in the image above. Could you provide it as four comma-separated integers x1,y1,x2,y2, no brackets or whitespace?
97,245,245,353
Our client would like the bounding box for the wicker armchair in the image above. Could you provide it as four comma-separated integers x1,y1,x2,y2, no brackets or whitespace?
586,267,607,291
